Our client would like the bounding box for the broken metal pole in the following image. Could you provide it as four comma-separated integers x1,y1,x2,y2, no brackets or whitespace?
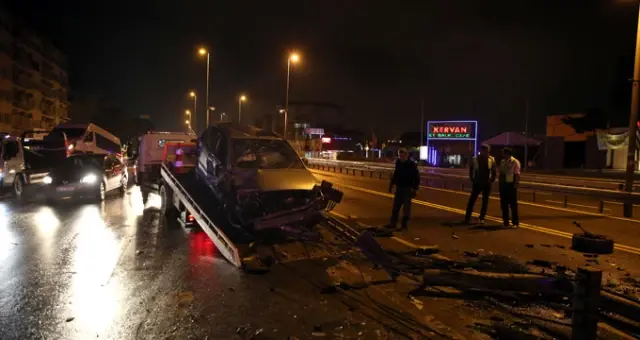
600,290,640,323
422,269,570,295
571,267,602,340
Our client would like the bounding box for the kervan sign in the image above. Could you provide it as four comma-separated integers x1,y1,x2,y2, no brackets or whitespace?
427,121,477,140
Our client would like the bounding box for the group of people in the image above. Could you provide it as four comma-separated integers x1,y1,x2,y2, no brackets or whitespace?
386,145,520,229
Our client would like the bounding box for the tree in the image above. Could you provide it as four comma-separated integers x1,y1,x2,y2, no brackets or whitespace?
561,108,609,133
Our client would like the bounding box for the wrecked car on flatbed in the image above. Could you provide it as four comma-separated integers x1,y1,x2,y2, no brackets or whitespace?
195,122,343,231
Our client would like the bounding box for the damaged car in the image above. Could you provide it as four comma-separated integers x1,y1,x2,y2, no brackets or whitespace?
195,123,343,231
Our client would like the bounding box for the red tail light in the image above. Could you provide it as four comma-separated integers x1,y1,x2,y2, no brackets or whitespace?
187,214,195,222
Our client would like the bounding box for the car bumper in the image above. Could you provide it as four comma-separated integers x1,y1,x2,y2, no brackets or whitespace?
44,183,99,200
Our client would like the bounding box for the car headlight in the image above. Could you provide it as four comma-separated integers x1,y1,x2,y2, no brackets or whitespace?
43,175,52,184
81,174,98,184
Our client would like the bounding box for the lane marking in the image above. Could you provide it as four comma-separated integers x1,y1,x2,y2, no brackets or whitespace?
329,211,422,249
311,170,640,224
333,182,640,256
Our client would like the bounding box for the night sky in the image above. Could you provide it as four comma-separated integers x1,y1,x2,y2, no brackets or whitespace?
6,0,640,140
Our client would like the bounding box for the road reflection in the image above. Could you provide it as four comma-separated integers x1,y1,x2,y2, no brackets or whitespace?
68,205,122,338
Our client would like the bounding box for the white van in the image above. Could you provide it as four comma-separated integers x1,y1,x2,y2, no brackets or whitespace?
49,123,121,157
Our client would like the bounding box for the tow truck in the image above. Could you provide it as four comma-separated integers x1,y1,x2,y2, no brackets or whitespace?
155,141,398,272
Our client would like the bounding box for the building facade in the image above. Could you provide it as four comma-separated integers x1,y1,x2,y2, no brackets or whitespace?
0,9,69,135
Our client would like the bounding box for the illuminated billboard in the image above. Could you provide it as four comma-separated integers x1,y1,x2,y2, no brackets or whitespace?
426,120,478,165
427,121,477,140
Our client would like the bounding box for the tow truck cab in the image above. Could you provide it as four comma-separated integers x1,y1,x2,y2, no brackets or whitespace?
133,131,196,202
158,141,198,226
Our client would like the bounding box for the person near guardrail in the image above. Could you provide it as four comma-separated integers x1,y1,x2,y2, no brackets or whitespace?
386,148,420,230
463,144,496,225
499,147,520,228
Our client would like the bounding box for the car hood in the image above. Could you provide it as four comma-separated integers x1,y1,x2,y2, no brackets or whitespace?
257,169,317,191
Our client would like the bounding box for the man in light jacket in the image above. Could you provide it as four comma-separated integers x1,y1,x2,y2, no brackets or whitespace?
463,144,496,224
499,147,521,228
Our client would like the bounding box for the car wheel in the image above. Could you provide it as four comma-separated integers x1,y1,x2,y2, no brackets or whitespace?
95,181,106,202
120,176,127,195
13,175,24,198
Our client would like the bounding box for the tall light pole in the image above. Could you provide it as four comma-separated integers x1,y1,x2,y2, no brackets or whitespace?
284,52,300,139
198,47,210,128
189,91,197,131
238,94,247,123
624,2,640,217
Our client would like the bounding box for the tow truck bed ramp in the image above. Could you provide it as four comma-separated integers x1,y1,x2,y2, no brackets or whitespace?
160,164,250,267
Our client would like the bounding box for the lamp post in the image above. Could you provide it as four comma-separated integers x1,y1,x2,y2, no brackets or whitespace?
185,110,191,127
198,47,210,128
189,91,197,131
624,2,640,217
238,94,247,123
284,52,300,139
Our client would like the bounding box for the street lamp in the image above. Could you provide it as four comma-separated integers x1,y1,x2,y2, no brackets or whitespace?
238,94,247,123
197,47,211,128
284,52,301,139
189,91,197,131
624,2,640,217
185,110,192,127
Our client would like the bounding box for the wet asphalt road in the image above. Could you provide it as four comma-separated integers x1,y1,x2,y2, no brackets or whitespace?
0,186,414,340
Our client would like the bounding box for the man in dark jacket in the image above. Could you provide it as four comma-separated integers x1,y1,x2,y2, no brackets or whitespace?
463,144,497,224
387,148,420,229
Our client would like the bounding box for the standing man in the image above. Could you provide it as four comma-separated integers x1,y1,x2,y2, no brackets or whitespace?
463,144,496,225
499,147,521,228
387,148,420,230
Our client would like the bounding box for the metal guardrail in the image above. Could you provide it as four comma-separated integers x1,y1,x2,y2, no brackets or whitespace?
306,160,640,210
308,158,640,192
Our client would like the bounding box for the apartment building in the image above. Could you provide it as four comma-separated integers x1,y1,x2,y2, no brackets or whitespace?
0,8,69,135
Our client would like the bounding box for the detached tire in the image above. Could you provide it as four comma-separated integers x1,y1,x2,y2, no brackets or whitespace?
572,233,614,254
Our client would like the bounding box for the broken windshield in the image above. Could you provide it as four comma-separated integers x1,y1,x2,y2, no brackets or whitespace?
231,139,304,169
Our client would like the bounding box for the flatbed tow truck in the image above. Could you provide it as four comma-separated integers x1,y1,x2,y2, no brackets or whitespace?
155,141,399,272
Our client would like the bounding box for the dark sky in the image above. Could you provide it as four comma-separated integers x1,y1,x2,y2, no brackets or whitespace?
6,0,640,139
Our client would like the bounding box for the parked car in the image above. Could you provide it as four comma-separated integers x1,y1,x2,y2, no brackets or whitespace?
42,153,128,202
195,123,342,231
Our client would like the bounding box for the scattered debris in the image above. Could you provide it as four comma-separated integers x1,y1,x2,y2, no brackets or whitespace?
136,250,144,255
452,233,459,240
529,259,553,268
555,245,566,249
409,296,424,310
463,251,479,258
525,244,534,248
65,317,74,322
541,244,551,248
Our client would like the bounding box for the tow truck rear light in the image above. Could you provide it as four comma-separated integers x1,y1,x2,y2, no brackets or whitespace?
187,214,195,223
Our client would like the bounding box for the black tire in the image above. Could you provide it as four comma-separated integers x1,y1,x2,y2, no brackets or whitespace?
159,184,178,218
95,181,106,202
119,175,127,195
572,233,614,254
141,189,149,204
12,175,24,199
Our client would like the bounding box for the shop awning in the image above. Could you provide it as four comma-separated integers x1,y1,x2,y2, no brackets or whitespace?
483,132,540,147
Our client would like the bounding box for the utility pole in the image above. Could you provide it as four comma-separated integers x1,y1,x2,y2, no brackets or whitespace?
524,98,529,171
624,3,640,218
420,96,425,146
